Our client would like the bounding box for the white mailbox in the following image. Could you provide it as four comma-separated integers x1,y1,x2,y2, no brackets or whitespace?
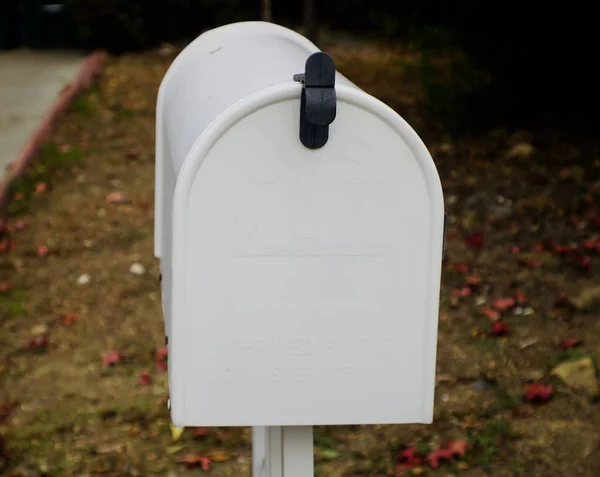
155,21,444,429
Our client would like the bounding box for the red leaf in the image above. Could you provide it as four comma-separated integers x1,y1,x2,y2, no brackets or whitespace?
15,220,26,231
551,243,573,254
155,360,168,372
480,306,500,320
531,243,545,252
559,339,583,350
514,290,527,304
24,336,48,350
510,245,520,255
139,370,151,386
454,263,470,273
575,255,592,272
427,448,454,468
35,182,48,195
102,351,122,368
491,321,510,336
0,282,9,293
126,149,140,159
180,454,211,470
582,239,598,250
397,447,418,463
446,440,467,457
465,232,484,247
155,347,168,362
193,427,211,438
37,245,49,258
452,287,471,298
493,297,516,311
554,292,573,308
396,447,423,470
60,313,78,325
517,258,543,268
524,383,554,402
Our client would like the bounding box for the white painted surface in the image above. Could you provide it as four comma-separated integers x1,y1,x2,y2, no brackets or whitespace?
155,21,444,428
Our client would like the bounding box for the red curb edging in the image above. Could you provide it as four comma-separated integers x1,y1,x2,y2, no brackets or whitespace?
0,50,107,225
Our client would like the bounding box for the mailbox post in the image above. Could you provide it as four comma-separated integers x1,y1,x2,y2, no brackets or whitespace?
155,21,444,477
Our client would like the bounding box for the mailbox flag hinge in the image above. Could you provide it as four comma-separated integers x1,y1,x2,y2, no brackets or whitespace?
293,52,337,149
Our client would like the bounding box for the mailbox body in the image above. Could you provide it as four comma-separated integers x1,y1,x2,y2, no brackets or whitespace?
155,22,444,428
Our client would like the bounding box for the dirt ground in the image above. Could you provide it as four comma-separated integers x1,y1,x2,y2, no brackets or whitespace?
1,37,600,477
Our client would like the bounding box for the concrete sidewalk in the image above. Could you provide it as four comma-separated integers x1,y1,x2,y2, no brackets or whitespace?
0,49,84,176
0,49,105,214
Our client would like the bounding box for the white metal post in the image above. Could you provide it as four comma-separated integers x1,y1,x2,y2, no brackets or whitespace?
253,426,313,477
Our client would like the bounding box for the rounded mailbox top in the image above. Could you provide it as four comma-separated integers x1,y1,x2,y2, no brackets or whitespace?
157,21,356,177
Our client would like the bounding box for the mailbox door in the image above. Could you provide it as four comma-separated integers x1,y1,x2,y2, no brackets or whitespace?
169,83,444,428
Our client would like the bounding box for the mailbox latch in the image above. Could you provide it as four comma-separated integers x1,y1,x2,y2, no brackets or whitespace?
293,52,337,149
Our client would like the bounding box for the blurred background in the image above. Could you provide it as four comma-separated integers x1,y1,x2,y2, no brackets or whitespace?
1,2,600,477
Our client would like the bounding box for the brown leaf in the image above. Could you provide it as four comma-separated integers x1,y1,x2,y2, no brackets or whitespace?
208,450,230,462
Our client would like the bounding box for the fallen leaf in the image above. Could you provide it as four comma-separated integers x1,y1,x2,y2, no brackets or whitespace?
559,339,583,350
466,275,482,286
491,321,510,336
15,221,26,230
170,423,185,441
155,347,168,361
452,287,471,298
35,182,48,194
208,450,231,462
446,440,467,457
465,232,484,247
24,336,48,350
479,307,500,320
37,245,49,258
582,239,598,250
454,263,470,273
155,360,168,372
102,351,122,368
180,454,211,470
396,447,423,470
139,370,151,386
427,448,454,468
515,290,527,304
0,282,9,293
60,313,78,325
524,383,554,402
551,243,573,254
571,285,600,311
167,445,184,455
192,427,211,438
105,191,126,204
126,149,140,159
551,357,599,397
493,297,516,311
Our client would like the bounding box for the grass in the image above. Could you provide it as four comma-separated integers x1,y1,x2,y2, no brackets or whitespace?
467,418,511,469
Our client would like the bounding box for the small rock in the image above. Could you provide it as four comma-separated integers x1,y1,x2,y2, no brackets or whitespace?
77,274,91,285
83,239,94,248
130,263,146,275
506,142,535,159
523,306,535,316
551,356,599,397
31,324,48,336
475,296,487,306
